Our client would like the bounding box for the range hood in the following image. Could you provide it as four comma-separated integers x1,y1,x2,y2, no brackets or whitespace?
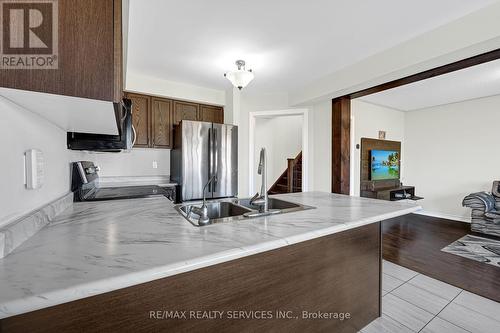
0,87,119,135
67,99,133,152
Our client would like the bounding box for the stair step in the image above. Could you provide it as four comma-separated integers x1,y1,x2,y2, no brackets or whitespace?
268,151,303,194
283,174,302,179
280,173,302,180
268,188,302,195
280,180,302,185
273,184,300,191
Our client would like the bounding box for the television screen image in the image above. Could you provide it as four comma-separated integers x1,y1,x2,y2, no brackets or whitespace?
370,150,400,180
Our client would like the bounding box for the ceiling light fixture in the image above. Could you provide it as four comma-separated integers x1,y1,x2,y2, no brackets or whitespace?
224,60,254,90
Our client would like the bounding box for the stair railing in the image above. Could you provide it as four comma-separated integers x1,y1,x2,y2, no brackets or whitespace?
287,152,302,193
268,151,302,195
287,158,295,193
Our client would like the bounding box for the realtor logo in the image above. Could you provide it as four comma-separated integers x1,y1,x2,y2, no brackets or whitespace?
0,0,58,69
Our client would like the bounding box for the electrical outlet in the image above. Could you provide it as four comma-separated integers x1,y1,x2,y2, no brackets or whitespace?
152,161,158,169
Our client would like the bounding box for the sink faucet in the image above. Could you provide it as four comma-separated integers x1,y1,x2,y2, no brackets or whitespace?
250,148,268,212
189,174,216,225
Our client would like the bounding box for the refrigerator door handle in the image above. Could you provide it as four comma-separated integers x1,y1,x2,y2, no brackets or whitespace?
213,128,218,190
208,127,213,193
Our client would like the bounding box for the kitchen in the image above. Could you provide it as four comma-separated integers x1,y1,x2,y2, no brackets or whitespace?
5,0,488,332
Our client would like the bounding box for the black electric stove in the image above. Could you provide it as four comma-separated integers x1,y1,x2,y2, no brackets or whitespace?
71,161,172,202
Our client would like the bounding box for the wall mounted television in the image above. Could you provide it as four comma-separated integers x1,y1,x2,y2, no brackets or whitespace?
370,150,400,180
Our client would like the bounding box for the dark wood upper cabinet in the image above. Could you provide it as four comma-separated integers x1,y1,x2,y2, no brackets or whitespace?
126,93,173,149
199,105,224,124
127,93,151,148
173,101,199,125
151,98,173,148
125,92,223,149
0,0,122,103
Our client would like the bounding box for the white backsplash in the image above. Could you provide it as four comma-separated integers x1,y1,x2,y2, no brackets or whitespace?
70,148,171,177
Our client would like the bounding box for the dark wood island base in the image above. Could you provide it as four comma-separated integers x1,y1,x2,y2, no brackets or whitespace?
0,223,381,333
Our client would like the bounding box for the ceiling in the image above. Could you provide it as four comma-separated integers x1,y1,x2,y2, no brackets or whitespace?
126,0,497,94
359,58,500,111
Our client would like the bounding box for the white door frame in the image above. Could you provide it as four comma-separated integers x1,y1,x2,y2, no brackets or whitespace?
248,108,309,195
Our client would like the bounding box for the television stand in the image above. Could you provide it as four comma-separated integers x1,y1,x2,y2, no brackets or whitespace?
360,184,423,201
378,186,423,201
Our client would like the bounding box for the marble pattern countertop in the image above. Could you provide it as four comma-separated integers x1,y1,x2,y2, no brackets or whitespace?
0,192,420,319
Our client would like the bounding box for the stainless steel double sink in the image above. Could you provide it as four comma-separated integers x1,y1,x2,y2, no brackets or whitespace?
176,197,315,227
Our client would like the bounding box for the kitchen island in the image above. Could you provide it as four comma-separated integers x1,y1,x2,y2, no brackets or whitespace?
0,192,419,332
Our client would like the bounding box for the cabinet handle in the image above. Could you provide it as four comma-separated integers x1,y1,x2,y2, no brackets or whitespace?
131,125,137,146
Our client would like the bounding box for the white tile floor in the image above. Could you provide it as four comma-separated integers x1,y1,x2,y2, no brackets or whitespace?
361,260,500,333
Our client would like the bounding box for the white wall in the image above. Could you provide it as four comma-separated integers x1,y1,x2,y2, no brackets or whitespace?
306,99,405,195
310,101,331,192
231,91,314,196
71,149,170,177
351,100,406,196
0,98,73,227
290,2,500,105
404,94,500,221
253,116,302,193
126,72,226,106
236,92,290,196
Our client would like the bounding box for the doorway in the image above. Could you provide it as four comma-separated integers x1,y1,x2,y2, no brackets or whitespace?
248,109,309,195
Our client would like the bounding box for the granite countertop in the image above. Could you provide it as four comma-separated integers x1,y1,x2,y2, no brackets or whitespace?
0,192,420,319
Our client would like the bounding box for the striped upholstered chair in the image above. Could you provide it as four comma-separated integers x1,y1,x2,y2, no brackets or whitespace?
462,181,500,237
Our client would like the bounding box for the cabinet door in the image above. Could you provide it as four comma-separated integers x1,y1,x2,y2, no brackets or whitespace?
199,105,224,124
173,101,199,124
0,0,122,102
127,94,151,148
152,98,173,149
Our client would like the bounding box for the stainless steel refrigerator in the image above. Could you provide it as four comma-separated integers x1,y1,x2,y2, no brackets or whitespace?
171,120,238,202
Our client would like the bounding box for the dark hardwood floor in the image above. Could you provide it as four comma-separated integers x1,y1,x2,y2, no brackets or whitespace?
383,213,500,302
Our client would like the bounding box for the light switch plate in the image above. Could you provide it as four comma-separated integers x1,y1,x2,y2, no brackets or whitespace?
25,149,44,189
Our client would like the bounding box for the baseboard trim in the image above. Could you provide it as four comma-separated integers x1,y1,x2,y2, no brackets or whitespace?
414,210,471,223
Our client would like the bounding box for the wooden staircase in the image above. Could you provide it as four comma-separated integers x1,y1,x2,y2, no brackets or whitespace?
268,151,302,195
